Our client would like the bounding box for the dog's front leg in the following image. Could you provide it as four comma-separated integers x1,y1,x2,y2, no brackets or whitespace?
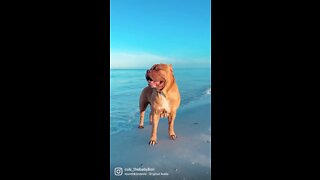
168,111,177,140
149,112,160,145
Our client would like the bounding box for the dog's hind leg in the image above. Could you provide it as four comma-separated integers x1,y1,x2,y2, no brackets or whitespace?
149,112,153,125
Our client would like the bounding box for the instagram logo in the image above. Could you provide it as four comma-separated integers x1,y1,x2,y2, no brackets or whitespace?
114,167,123,176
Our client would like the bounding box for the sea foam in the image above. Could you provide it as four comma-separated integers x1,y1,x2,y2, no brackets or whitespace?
205,87,211,95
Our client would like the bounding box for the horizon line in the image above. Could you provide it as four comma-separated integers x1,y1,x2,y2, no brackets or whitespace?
110,67,211,70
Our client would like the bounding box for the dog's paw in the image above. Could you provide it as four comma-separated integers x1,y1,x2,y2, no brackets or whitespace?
169,134,177,140
149,139,157,145
138,125,144,129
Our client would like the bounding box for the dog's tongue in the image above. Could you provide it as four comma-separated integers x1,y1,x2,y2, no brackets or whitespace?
148,80,160,88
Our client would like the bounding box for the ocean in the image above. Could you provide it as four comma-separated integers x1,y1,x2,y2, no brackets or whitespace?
110,68,211,135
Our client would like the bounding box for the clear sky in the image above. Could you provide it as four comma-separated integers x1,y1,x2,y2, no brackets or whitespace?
110,0,211,69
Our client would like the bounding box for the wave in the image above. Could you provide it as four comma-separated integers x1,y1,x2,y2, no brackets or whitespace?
204,87,211,95
179,86,211,108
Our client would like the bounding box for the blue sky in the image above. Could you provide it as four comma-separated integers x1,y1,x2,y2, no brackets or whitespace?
110,0,211,69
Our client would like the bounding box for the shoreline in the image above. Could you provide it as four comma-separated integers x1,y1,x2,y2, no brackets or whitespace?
110,102,211,179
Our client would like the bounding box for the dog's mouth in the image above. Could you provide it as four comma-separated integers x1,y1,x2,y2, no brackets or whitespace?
146,76,152,81
146,75,164,88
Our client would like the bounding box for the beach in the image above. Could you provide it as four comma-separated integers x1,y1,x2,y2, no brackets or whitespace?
110,102,211,179
110,68,211,179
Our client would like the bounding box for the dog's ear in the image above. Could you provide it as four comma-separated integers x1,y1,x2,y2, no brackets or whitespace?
168,64,173,72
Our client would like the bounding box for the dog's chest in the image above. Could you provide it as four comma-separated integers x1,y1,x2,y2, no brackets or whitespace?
159,95,170,112
152,93,170,113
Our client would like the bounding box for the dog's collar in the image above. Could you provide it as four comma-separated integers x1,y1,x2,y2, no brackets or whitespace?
158,91,166,98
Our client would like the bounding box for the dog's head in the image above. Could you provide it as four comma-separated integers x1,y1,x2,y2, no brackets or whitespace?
145,64,174,91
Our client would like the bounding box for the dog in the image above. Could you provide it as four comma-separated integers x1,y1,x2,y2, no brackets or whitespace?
138,64,180,145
